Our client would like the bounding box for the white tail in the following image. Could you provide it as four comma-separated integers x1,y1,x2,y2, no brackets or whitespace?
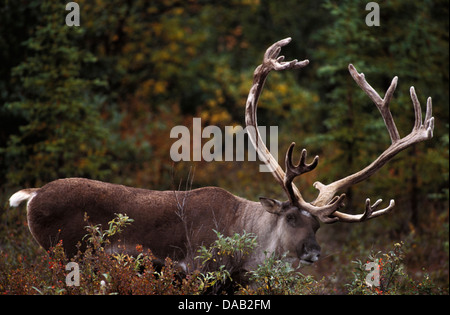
9,189,39,208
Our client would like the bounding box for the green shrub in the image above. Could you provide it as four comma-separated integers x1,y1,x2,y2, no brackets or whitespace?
346,242,445,295
0,214,447,295
196,230,257,294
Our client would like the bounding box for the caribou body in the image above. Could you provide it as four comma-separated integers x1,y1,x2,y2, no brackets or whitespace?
10,177,320,271
9,38,434,274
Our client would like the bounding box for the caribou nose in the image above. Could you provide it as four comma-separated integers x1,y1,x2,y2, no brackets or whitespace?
300,251,320,264
299,244,321,264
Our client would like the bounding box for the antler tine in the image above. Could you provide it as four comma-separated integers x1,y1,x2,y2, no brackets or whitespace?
283,143,319,205
411,87,434,139
348,64,400,143
331,199,396,223
285,143,319,180
425,97,434,132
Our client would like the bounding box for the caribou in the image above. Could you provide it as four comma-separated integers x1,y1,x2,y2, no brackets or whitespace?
9,38,434,274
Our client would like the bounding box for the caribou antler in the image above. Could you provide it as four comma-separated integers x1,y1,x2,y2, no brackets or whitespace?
245,38,434,224
312,64,434,222
245,38,344,224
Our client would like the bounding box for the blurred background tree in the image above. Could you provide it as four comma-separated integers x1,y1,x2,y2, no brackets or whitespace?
0,0,448,290
1,1,114,187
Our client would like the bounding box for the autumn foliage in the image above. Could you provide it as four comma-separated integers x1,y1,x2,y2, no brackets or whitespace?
0,0,448,295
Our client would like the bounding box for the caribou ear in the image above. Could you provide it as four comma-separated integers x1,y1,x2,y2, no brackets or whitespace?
259,197,284,215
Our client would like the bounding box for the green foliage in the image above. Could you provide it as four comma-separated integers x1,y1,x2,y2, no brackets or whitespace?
82,212,134,248
247,251,294,294
244,252,319,295
347,242,444,295
0,0,447,295
2,1,113,187
196,230,257,294
196,230,258,266
0,218,447,295
0,213,200,295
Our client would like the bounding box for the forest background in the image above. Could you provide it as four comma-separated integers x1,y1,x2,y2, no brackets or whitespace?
0,0,448,293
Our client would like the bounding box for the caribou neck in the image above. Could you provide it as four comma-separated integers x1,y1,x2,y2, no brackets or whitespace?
234,199,280,264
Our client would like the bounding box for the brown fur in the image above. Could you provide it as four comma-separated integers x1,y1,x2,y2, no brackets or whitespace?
11,177,321,271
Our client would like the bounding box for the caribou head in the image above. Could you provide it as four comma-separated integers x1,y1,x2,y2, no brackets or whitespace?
9,38,434,274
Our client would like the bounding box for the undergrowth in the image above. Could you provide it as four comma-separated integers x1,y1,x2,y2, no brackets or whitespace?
0,213,448,295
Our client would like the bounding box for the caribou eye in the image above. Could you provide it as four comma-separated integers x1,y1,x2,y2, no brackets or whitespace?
286,214,296,225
